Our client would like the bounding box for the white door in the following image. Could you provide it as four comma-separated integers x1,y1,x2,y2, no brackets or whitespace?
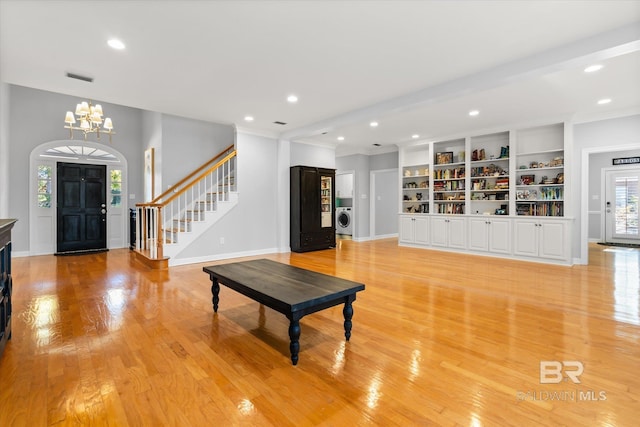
539,221,568,260
468,217,489,252
488,218,511,254
430,217,448,247
399,216,415,243
448,217,467,249
414,216,430,245
605,169,640,245
513,219,539,257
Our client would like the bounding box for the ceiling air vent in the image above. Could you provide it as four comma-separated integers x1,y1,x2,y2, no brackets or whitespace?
273,121,287,125
66,72,94,83
373,143,382,147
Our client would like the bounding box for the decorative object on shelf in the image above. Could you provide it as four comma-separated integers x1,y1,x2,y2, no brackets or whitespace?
550,157,564,167
519,175,535,185
556,173,564,184
499,146,509,158
436,152,453,165
64,100,115,142
416,193,422,200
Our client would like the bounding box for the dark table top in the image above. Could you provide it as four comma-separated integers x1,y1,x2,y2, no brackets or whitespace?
203,259,365,313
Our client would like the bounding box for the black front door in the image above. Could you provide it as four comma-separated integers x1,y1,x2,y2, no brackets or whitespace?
56,163,107,254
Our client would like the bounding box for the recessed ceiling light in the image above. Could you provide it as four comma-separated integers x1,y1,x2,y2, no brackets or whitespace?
244,116,254,122
107,39,126,50
597,98,612,105
469,110,479,117
287,95,298,103
584,64,603,73
337,136,345,141
370,121,379,127
412,134,420,139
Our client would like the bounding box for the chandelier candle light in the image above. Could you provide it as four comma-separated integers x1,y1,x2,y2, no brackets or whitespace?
64,101,115,142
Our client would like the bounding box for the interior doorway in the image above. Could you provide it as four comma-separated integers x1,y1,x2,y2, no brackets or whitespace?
605,168,640,245
56,162,108,254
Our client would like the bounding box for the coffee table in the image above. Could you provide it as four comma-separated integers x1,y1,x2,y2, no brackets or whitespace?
203,259,365,365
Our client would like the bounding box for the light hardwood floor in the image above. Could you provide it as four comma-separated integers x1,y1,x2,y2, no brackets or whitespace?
1,239,638,426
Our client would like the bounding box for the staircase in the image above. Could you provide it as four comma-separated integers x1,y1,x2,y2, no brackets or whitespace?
133,145,237,268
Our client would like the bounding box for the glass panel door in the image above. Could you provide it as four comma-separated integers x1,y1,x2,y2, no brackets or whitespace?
320,175,332,228
605,169,640,244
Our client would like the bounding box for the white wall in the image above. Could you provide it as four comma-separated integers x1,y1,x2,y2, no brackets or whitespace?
290,142,336,168
574,114,640,262
174,132,280,260
141,111,163,199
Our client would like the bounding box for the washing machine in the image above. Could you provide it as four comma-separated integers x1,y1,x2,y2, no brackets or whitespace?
336,207,353,235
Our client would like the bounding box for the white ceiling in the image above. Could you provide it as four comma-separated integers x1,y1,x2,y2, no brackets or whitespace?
1,1,639,156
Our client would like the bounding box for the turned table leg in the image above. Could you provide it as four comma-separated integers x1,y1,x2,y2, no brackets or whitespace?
288,317,301,366
211,278,220,313
343,297,355,341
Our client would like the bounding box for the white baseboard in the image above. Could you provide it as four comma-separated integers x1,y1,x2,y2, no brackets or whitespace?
12,251,31,258
371,233,398,240
169,247,280,267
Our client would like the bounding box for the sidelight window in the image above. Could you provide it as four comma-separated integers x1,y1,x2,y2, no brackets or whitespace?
37,165,52,208
110,169,122,207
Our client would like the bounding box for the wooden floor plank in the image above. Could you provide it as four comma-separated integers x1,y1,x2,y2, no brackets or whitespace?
0,240,638,425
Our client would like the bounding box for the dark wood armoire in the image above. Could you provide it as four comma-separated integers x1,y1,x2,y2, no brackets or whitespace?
290,166,336,252
0,219,16,359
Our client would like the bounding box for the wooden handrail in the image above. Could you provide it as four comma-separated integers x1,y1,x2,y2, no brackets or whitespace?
150,143,235,204
136,149,236,209
160,150,236,206
133,146,236,261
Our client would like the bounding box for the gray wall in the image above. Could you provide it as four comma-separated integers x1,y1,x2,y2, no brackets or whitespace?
3,84,237,253
7,85,145,251
588,148,640,241
336,151,398,239
373,168,399,237
161,114,234,190
0,82,9,217
573,114,640,260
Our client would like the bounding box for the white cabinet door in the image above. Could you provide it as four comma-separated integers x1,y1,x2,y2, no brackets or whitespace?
488,218,511,254
448,217,467,249
430,217,448,247
414,216,430,245
431,216,466,248
539,221,567,260
399,215,415,243
513,220,539,257
468,217,489,251
513,219,567,261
